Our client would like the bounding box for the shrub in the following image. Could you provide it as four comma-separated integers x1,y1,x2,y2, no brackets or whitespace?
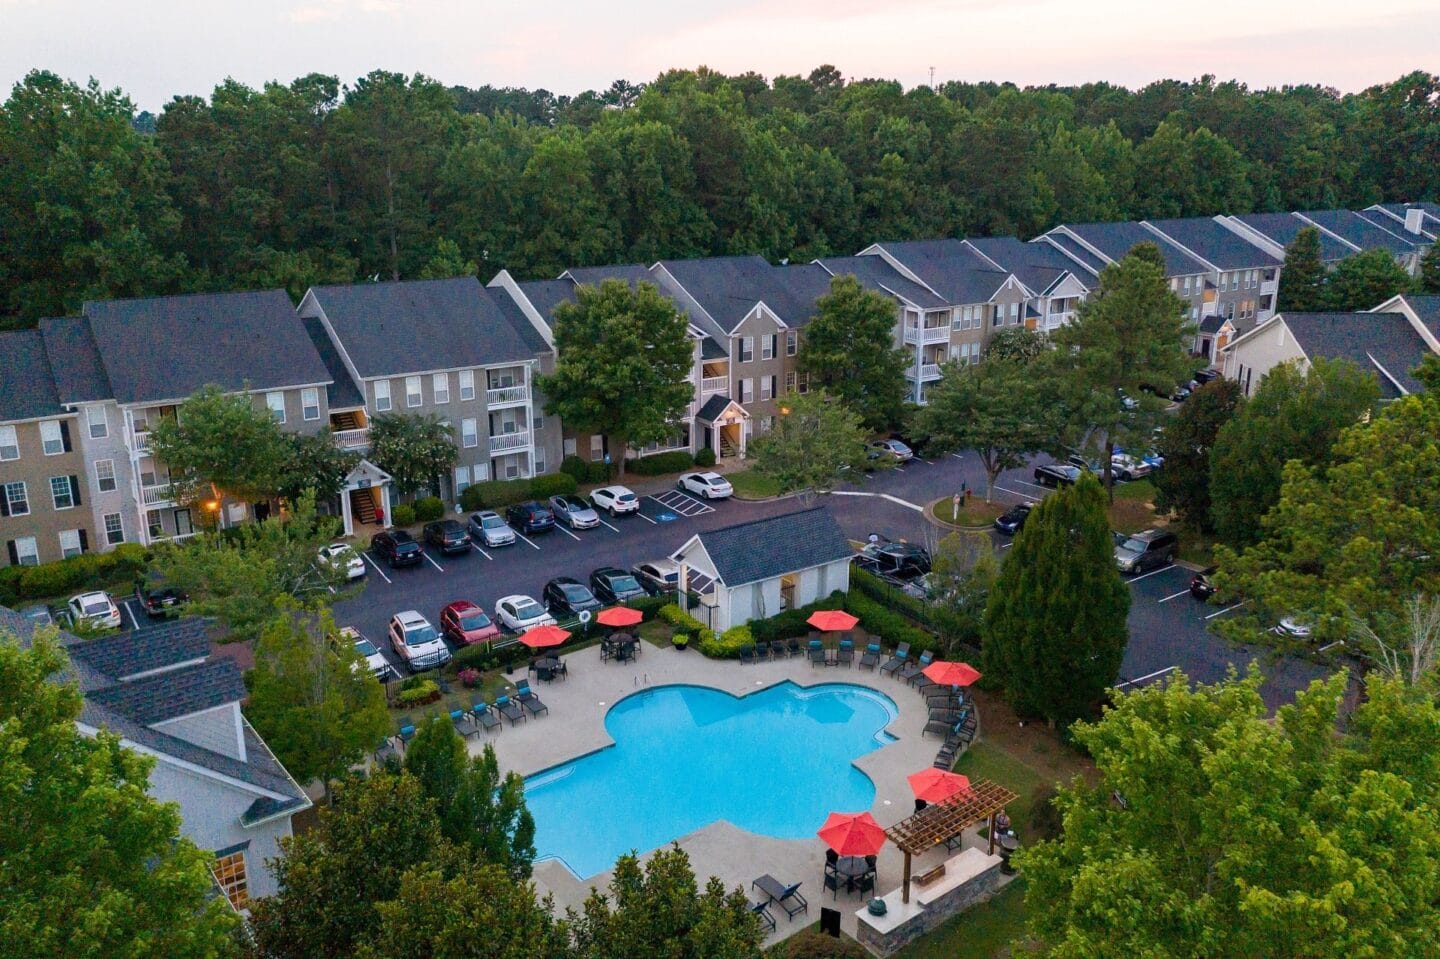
461,478,531,511
560,455,589,483
627,595,670,621
529,473,578,498
694,447,717,467
457,667,481,689
699,624,753,658
396,679,440,706
659,603,716,653
0,542,155,605
586,461,612,483
450,644,497,673
844,590,934,654
768,928,870,959
1029,782,1064,842
390,503,417,527
412,496,445,522
625,450,695,476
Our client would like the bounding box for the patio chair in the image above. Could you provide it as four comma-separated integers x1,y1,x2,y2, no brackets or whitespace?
516,681,549,717
397,722,417,747
739,645,756,665
822,867,843,899
836,639,854,668
855,870,876,897
495,695,526,725
751,875,808,920
750,900,776,934
373,736,401,765
899,651,934,686
471,701,501,733
770,640,788,660
808,639,826,667
451,708,479,739
786,636,804,657
879,642,911,676
858,643,881,670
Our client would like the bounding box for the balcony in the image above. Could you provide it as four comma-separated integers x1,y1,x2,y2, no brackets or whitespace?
489,430,531,454
700,376,728,396
904,325,951,346
133,431,153,452
333,428,370,451
906,363,943,382
487,384,530,408
140,484,175,507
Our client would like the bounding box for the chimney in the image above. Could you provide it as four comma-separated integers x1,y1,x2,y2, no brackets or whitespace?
1405,207,1425,235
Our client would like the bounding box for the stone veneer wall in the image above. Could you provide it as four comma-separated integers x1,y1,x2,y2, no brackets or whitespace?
855,855,1008,957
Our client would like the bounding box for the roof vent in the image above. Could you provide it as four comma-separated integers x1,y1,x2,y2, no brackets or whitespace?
1405,207,1425,235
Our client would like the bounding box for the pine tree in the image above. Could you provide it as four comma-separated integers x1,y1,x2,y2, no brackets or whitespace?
982,473,1131,726
1277,227,1326,312
1421,242,1440,294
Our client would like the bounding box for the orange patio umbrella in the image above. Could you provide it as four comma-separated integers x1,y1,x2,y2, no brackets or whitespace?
906,768,972,804
807,609,859,633
922,660,982,687
595,606,644,628
519,624,571,649
816,811,887,857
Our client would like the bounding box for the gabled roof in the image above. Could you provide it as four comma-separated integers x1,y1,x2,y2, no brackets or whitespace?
1143,217,1282,270
696,394,741,422
1399,294,1440,345
1227,213,1355,261
1037,233,1108,276
1049,221,1211,277
700,336,728,360
1364,203,1440,239
0,330,65,422
816,255,950,310
82,290,330,405
1297,210,1419,255
489,288,550,354
90,658,245,725
301,315,365,410
515,279,578,325
762,264,835,328
69,617,211,681
1279,312,1429,398
865,239,1010,305
308,277,536,378
39,316,112,405
561,263,655,287
685,507,851,587
962,236,1088,297
655,255,782,333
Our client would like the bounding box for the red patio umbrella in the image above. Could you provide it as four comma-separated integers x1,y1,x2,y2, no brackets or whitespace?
596,606,644,628
519,624,571,649
807,609,859,633
816,811,887,857
906,768,972,804
922,660,982,688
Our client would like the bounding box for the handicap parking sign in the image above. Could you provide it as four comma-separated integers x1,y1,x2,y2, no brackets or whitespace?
657,512,678,522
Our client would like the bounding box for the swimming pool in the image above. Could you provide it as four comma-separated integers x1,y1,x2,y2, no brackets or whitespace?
525,681,898,879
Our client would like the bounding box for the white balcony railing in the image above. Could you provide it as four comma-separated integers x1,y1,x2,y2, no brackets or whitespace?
700,376,728,396
487,384,529,407
333,428,370,450
140,484,174,507
904,325,951,345
133,431,153,452
906,363,943,381
489,430,531,454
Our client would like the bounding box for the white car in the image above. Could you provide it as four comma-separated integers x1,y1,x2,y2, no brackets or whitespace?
494,594,558,633
590,485,641,516
468,510,517,547
319,543,366,580
387,610,451,672
1110,453,1153,482
1272,615,1314,640
67,591,121,630
678,471,733,500
340,626,390,680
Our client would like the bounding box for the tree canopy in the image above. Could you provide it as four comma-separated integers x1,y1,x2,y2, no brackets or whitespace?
1151,376,1243,530
746,388,870,500
148,384,293,509
366,412,458,499
1276,225,1325,312
797,274,910,431
1322,247,1417,311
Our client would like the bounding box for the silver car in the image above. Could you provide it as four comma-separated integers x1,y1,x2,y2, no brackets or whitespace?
469,510,517,547
549,494,600,530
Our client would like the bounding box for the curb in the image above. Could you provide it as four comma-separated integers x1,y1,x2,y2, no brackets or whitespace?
922,497,999,533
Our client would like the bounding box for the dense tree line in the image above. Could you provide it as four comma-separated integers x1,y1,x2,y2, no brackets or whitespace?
3,65,1438,327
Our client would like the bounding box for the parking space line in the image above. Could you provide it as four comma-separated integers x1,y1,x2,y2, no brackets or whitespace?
422,551,446,573
950,453,966,460
1115,665,1177,689
994,486,1037,500
1000,542,1013,549
1014,479,1050,491
516,532,541,550
362,552,392,584
597,517,620,533
914,456,933,465
1157,588,1191,603
123,600,140,631
1205,600,1248,620
891,466,907,473
556,524,582,541
1125,564,1175,584
635,511,657,525
470,542,492,561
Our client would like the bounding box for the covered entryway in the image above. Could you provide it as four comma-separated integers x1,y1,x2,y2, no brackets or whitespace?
341,460,393,536
695,395,749,461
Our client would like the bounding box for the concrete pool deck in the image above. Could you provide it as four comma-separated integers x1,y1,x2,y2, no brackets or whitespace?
474,644,990,946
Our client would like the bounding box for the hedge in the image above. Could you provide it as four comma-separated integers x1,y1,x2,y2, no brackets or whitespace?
625,450,695,476
699,624,752,657
659,603,716,651
0,543,149,605
530,473,578,498
459,474,578,512
450,641,533,673
390,503,416,527
749,591,847,644
412,496,444,522
627,595,670,621
843,590,935,654
694,447,717,467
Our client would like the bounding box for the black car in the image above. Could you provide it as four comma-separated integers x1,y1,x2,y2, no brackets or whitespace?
506,500,555,534
590,566,648,604
1192,368,1221,385
1034,463,1082,487
854,542,932,581
993,503,1034,535
371,530,423,567
1190,566,1219,600
134,577,187,618
423,519,470,556
543,577,603,617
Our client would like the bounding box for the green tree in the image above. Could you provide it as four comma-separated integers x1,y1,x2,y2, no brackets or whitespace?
537,279,694,477
927,531,999,655
280,432,360,502
403,718,537,879
1019,671,1440,957
0,629,239,958
247,601,389,798
1323,248,1415,311
417,237,478,279
1151,377,1243,530
746,389,870,501
1420,242,1440,294
1208,358,1380,548
568,845,763,959
1277,226,1326,312
148,384,292,510
985,325,1049,363
797,274,909,431
366,412,459,499
982,473,1130,726
1049,244,1197,498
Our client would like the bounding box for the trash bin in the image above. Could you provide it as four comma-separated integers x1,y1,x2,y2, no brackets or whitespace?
998,834,1020,875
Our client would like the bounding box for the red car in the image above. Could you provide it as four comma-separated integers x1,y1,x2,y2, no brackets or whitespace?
440,600,500,646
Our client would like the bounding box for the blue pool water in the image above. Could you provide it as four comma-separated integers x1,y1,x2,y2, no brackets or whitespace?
525,682,898,879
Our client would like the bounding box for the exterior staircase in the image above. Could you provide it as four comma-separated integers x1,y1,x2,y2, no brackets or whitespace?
351,491,377,526
331,410,364,431
719,435,738,458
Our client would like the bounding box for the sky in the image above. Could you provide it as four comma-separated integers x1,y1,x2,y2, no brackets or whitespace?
2,0,1437,111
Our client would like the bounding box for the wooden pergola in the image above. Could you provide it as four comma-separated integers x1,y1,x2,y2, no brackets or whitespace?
885,778,1020,903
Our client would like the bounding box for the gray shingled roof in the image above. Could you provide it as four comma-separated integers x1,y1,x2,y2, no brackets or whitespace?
1400,295,1440,344
867,239,1009,305
516,279,578,325
90,658,246,724
963,236,1086,297
1366,203,1440,239
1299,210,1419,255
1040,233,1107,276
1231,213,1354,261
0,330,65,422
1053,222,1211,277
696,394,735,421
657,255,781,333
82,290,331,405
69,617,211,681
700,336,728,360
1144,217,1281,269
1281,312,1428,398
817,255,950,310
690,507,851,587
39,316,112,405
563,263,655,287
490,289,550,353
761,264,835,328
301,315,366,410
309,278,534,378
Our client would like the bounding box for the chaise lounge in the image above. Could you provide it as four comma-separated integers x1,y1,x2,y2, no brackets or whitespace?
752,875,809,920
879,642,911,676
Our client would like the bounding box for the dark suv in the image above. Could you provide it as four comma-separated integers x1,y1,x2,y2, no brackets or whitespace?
506,501,555,534
543,577,602,617
423,519,470,556
854,542,931,581
371,529,423,567
590,566,648,604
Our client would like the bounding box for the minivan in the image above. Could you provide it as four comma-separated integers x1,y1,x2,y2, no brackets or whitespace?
1114,529,1178,574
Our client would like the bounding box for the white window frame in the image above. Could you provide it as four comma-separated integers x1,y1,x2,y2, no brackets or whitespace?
0,424,17,461
739,337,754,363
406,376,423,408
5,481,29,516
86,406,108,439
432,373,449,405
301,388,320,421
373,380,392,412
14,536,39,567
454,466,471,494
59,529,83,559
103,512,125,545
95,458,117,493
266,392,286,424
146,509,164,539
50,475,75,511
40,420,64,456
786,330,798,356
761,334,775,361
761,376,772,401
461,418,478,449
458,370,475,401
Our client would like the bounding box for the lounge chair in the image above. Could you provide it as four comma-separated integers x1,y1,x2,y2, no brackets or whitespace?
451,708,479,739
899,652,934,686
879,642,911,676
751,875,808,919
739,645,756,665
397,722,417,747
808,639,826,667
858,643,881,670
495,695,526,725
516,681,549,717
750,900,776,933
471,701,501,733
836,640,854,668
373,736,401,764
770,640,788,660
787,636,804,657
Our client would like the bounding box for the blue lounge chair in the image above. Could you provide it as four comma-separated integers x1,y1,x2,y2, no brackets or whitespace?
397,722,417,746
808,639,826,667
836,639,855,668
471,701,501,733
739,645,756,665
879,642,910,676
495,695,526,725
786,636,804,657
858,643,881,670
751,899,776,933
515,681,549,717
451,708,479,739
899,651,934,686
751,875,808,919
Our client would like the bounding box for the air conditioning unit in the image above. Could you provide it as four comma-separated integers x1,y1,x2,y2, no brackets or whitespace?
1405,207,1425,235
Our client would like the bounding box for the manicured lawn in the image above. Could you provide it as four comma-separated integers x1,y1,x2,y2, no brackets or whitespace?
727,468,783,499
895,878,1032,959
927,496,1008,528
951,743,1046,835
1106,479,1157,533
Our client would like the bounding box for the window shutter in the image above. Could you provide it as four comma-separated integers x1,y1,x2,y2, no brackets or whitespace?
0,495,7,517
69,475,82,507
60,420,72,452
78,529,89,552
5,541,16,566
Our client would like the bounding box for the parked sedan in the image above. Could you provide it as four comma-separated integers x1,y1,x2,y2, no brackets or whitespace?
590,566,648,604
1033,464,1082,487
318,542,366,580
468,510,517,547
387,610,451,672
134,577,187,618
440,600,500,646
632,559,681,595
340,626,390,680
423,519,471,556
506,501,555,534
1271,615,1314,640
678,471,733,500
590,485,641,516
549,494,601,530
371,530,423,567
543,577,603,617
494,594,558,633
993,502,1034,535
66,591,121,630
1189,567,1218,600
1110,453,1153,482
868,438,914,463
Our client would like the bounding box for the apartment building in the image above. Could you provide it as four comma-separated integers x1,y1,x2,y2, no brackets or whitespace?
300,277,561,515
1365,203,1440,247
960,236,1091,332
